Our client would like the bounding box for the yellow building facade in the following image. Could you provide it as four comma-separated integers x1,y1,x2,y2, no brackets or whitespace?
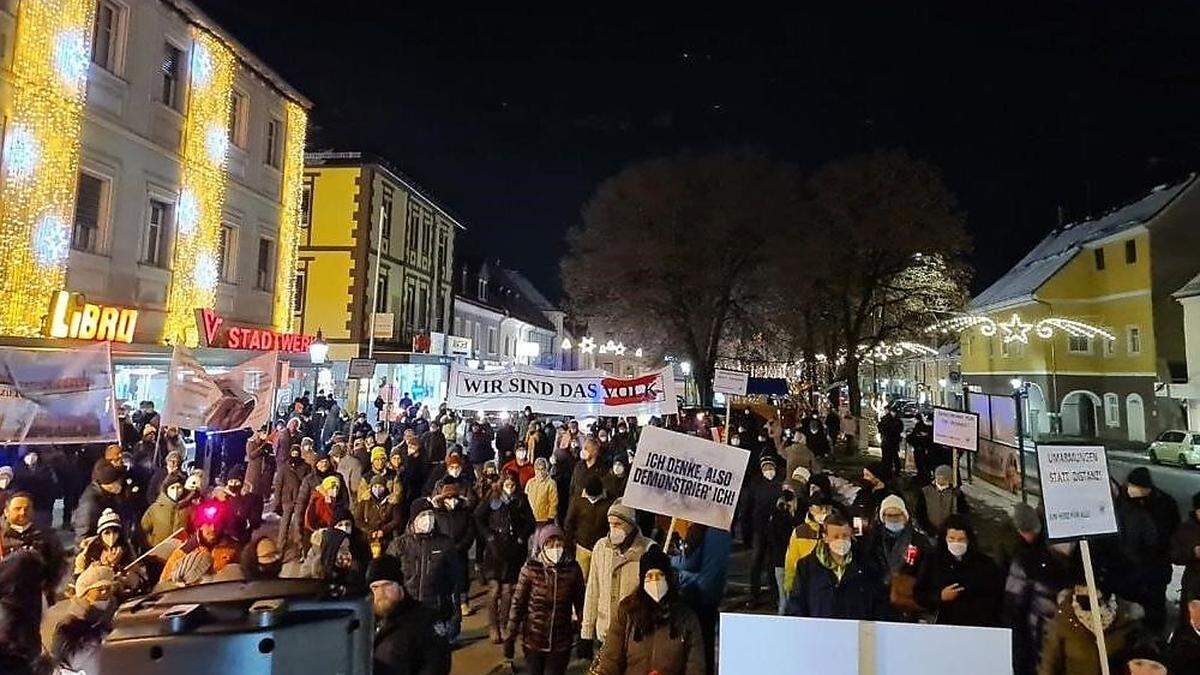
960,176,1200,443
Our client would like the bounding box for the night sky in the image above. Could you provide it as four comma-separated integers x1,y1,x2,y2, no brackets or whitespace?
194,3,1200,300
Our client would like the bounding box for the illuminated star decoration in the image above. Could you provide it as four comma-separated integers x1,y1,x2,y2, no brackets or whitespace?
53,29,89,92
193,253,219,291
634,348,643,357
613,342,627,356
1,124,39,181
32,215,70,266
204,126,229,165
176,188,199,235
997,313,1035,344
578,336,596,354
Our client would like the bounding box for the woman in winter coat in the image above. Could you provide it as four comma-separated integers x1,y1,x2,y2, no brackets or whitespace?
271,445,309,537
1003,533,1073,675
140,475,192,547
591,546,705,675
914,514,1003,627
506,524,585,675
353,474,403,557
303,476,345,544
1037,585,1148,675
473,472,535,657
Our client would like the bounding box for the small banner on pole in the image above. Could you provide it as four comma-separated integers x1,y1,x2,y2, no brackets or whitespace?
933,407,979,452
712,368,749,397
621,426,750,530
1035,444,1118,540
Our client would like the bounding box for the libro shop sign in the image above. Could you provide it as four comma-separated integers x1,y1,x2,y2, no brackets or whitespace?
44,291,139,343
195,309,315,353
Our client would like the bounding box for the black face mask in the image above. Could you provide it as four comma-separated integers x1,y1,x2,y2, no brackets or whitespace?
255,561,283,579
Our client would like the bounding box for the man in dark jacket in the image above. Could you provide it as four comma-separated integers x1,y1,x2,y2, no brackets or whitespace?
914,514,1003,627
386,501,460,640
431,479,474,621
879,409,904,476
147,450,185,505
0,492,66,602
907,415,935,482
13,450,59,532
1170,490,1200,608
494,421,517,465
786,513,884,619
72,464,128,545
744,456,784,606
356,475,402,555
1120,466,1180,632
420,425,448,465
368,554,452,675
563,476,612,581
568,437,609,503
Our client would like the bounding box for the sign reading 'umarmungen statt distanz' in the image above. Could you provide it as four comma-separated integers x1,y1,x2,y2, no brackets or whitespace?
446,364,678,417
1036,444,1118,540
622,426,750,530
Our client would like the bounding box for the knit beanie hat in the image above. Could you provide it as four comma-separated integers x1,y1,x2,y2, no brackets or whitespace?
320,476,341,493
878,494,909,521
371,447,387,462
1127,467,1153,488
367,555,404,585
533,457,549,472
934,465,953,482
639,545,671,579
165,450,182,465
75,564,115,596
96,508,121,533
607,499,637,529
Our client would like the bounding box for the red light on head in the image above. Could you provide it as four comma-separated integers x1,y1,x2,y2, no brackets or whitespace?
203,505,218,520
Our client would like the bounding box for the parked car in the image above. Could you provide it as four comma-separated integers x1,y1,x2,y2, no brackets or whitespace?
1148,430,1200,468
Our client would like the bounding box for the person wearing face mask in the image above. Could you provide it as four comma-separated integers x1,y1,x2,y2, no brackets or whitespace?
569,437,610,502
863,494,930,620
41,564,116,656
564,476,613,580
783,496,835,596
916,464,970,535
387,500,461,643
850,462,899,533
786,512,884,620
74,509,143,592
425,452,474,497
1002,504,1072,675
291,451,348,546
13,450,59,532
580,500,653,657
743,456,784,607
506,525,585,675
73,463,128,546
591,546,705,675
271,444,310,545
239,534,285,581
213,463,256,544
525,457,559,526
764,485,804,614
670,522,731,675
1117,467,1180,633
1038,578,1149,675
432,478,475,623
914,514,1002,627
140,475,193,548
302,517,367,584
605,459,629,498
473,471,534,658
147,450,185,506
355,474,403,556
502,443,537,487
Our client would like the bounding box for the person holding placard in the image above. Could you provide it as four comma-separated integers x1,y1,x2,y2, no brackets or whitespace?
1037,577,1149,675
1117,468,1179,633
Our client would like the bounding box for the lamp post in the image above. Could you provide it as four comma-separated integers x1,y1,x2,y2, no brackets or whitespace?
1011,377,1029,504
309,328,328,401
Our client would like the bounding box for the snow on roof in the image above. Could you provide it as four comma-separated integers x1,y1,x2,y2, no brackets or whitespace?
500,268,558,312
1173,271,1200,300
970,176,1195,312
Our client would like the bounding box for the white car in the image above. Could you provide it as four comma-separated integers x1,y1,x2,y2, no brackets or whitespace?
1148,430,1200,468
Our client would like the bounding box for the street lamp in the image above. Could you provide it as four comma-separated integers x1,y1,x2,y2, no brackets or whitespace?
308,328,328,400
1010,377,1030,504
680,361,692,376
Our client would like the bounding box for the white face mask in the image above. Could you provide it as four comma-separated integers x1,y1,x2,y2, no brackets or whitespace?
447,467,462,478
644,578,669,603
543,546,563,564
443,497,458,510
23,454,37,467
167,486,184,501
613,464,626,477
516,451,527,461
763,470,776,481
947,541,968,557
609,526,628,546
414,512,435,534
828,539,852,557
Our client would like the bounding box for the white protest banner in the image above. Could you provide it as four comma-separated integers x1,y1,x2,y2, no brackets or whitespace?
348,358,376,379
446,363,678,417
621,425,749,530
933,407,979,452
712,368,749,396
162,347,278,432
1036,444,1118,540
0,343,119,445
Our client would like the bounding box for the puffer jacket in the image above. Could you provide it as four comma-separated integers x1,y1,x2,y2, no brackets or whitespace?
1037,597,1146,675
525,475,558,523
473,492,535,583
581,533,654,641
507,557,585,653
140,493,192,547
590,595,706,675
386,528,459,620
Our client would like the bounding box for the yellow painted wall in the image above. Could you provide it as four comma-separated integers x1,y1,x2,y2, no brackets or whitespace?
299,166,362,342
961,231,1157,375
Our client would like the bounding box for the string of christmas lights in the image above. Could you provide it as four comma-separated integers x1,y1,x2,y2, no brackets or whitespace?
272,101,309,332
926,312,1116,344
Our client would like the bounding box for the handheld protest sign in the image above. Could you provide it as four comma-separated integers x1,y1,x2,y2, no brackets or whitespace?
622,425,750,531
1036,443,1118,675
933,407,978,453
1035,444,1118,541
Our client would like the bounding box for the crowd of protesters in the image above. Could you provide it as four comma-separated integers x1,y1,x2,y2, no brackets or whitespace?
1,387,1198,674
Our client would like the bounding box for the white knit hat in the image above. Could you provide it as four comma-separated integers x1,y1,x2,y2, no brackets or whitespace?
878,494,910,521
96,508,121,533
